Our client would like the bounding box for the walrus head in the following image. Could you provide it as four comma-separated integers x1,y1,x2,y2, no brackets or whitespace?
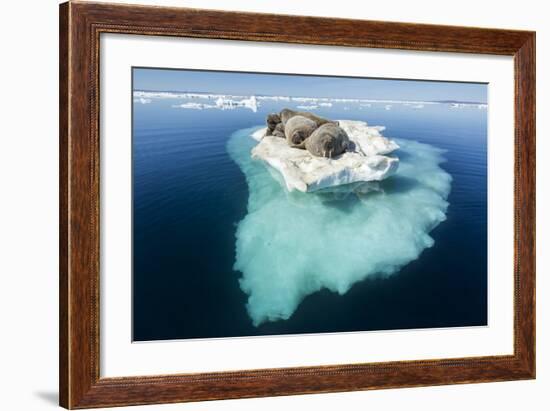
291,130,307,146
323,137,349,158
318,135,339,158
266,113,281,131
284,115,317,148
305,123,350,158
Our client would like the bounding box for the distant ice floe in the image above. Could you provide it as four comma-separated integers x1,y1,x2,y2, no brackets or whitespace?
292,97,319,103
133,90,486,112
450,102,488,110
404,103,424,109
227,124,452,326
133,97,151,104
258,95,291,102
172,102,209,110
216,96,259,112
172,95,259,112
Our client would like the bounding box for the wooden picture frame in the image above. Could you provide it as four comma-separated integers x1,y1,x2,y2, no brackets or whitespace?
59,1,535,408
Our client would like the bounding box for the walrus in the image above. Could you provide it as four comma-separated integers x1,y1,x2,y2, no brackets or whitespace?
284,115,318,148
266,113,281,135
265,113,281,136
279,108,336,128
271,122,285,138
305,123,350,158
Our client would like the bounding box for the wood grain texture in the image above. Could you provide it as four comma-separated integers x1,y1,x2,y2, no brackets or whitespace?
59,1,536,408
59,2,69,407
514,34,536,375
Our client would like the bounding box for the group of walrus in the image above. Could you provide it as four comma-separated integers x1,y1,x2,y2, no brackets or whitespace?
265,108,351,158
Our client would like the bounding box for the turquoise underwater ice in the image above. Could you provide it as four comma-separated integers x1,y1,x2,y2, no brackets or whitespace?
227,126,452,326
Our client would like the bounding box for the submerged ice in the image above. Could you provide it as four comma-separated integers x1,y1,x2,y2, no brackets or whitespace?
227,126,452,326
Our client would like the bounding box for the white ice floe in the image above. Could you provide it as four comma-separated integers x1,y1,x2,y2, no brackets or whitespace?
296,104,319,110
251,120,399,193
257,95,291,102
215,95,259,112
338,120,399,156
172,102,210,110
406,103,424,109
133,97,152,104
292,97,318,102
172,96,260,112
450,102,488,110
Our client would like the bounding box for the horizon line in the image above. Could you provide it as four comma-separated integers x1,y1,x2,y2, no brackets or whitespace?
133,89,487,105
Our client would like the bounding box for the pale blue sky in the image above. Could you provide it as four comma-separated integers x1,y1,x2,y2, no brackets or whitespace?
133,67,487,103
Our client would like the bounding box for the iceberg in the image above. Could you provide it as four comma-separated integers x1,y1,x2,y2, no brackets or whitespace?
215,95,259,112
172,102,209,110
337,120,398,156
450,102,487,110
173,96,260,112
227,126,452,326
250,120,399,193
133,97,151,104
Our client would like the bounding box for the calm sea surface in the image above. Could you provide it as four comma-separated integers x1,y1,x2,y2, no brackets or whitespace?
132,98,487,341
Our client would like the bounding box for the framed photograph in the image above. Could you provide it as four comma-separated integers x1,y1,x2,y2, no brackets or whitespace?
59,1,535,408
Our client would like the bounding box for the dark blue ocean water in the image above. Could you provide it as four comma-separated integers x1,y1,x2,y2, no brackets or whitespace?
132,98,487,341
